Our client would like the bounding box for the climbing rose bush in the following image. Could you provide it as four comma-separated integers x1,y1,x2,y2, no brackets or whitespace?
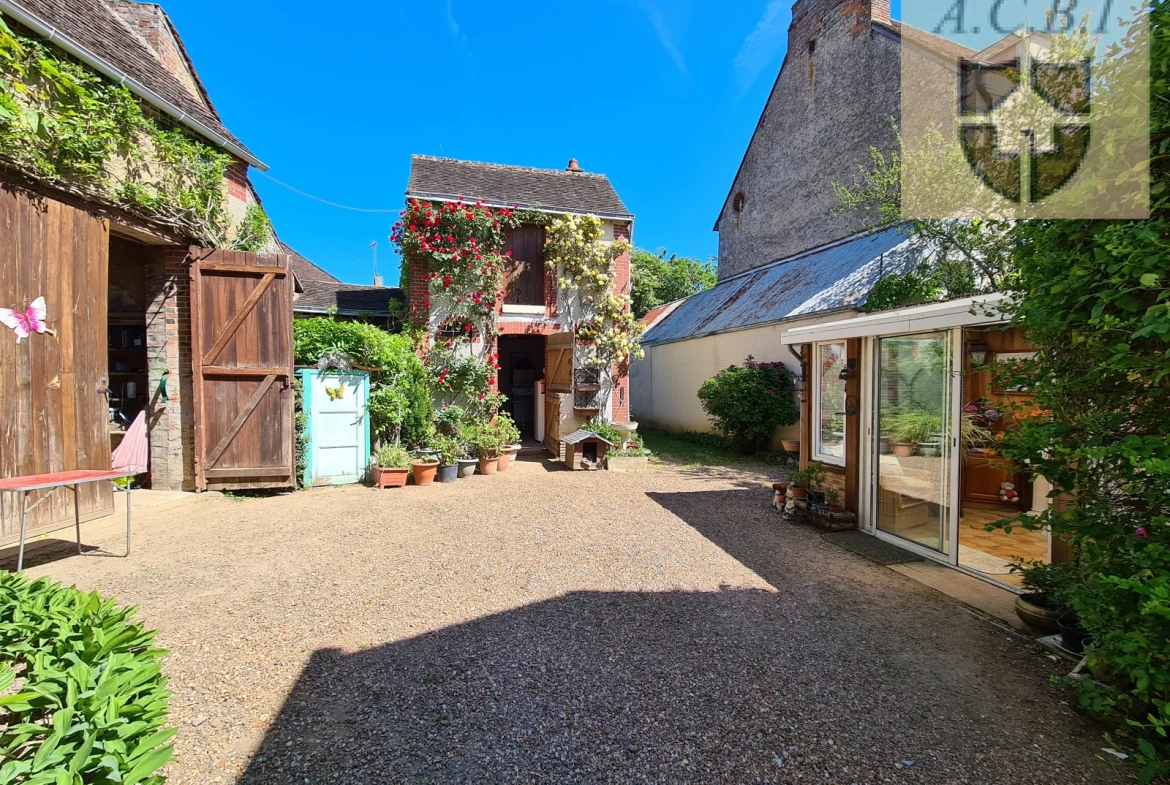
697,356,799,452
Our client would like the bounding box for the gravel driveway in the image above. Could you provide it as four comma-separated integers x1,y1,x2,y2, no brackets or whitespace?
12,459,1125,785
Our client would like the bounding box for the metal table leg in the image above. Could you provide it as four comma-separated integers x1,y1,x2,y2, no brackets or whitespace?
74,484,82,555
16,490,27,572
125,483,131,557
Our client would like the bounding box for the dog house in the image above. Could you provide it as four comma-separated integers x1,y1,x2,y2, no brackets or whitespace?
561,430,613,471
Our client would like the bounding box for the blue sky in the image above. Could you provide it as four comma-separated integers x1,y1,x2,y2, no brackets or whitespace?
163,0,899,286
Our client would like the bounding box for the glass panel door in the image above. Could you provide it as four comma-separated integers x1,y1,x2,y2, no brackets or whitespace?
874,333,954,555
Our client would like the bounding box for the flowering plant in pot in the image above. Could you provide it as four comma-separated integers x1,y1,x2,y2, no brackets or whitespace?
470,421,505,475
371,444,411,488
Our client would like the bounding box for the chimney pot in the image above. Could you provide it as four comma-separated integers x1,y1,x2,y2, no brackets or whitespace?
566,158,583,172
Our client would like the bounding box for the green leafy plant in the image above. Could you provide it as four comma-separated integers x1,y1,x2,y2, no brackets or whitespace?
430,433,461,467
585,416,622,453
630,247,717,318
434,404,466,437
988,5,1170,777
1009,559,1076,615
0,13,260,245
468,420,505,460
0,572,175,785
696,356,799,452
824,487,842,508
495,412,521,448
788,463,825,491
294,319,432,446
372,443,411,469
886,408,943,444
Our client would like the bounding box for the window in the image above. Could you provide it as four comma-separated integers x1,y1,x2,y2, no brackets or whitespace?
813,342,847,464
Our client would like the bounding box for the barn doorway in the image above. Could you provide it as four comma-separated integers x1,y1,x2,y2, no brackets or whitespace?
497,335,546,441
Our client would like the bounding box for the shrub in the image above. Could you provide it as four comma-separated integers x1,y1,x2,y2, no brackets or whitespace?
294,319,433,445
696,356,799,452
372,443,411,469
0,572,175,784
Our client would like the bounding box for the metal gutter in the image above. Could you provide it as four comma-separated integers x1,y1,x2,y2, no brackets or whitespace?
0,0,267,170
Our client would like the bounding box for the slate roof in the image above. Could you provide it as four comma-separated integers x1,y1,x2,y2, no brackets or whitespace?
642,228,927,346
295,280,403,316
6,0,258,163
407,156,632,219
280,240,340,284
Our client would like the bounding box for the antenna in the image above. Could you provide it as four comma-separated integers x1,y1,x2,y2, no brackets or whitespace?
369,241,382,287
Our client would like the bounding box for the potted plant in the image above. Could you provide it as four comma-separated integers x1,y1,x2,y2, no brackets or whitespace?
455,423,478,478
371,444,411,488
605,432,650,472
432,434,460,483
788,464,823,501
1010,560,1072,635
824,487,845,513
410,448,440,486
889,409,943,458
496,413,522,466
781,439,801,455
471,422,504,476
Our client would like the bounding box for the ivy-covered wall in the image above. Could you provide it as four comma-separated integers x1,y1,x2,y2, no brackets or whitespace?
0,12,267,246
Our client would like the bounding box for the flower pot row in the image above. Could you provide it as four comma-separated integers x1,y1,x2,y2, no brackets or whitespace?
371,445,521,487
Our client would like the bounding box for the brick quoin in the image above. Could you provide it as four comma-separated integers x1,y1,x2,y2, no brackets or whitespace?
226,160,248,202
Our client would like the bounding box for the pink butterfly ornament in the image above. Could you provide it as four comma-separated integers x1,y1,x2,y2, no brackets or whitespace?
0,296,55,342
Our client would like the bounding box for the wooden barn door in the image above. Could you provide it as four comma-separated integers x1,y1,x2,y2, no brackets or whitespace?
543,332,574,452
0,186,113,544
190,248,294,491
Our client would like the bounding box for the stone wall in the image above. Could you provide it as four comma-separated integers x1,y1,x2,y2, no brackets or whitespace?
715,0,900,279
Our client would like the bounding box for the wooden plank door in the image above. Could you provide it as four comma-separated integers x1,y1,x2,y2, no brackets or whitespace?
190,248,294,491
0,185,112,545
504,224,546,306
545,332,573,394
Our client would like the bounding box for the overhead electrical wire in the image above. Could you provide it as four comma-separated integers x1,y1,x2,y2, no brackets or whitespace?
255,171,402,214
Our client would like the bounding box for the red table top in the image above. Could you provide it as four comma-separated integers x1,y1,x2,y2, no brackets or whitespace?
0,469,134,492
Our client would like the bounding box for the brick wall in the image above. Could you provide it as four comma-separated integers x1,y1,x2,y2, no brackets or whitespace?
144,246,196,491
225,160,249,203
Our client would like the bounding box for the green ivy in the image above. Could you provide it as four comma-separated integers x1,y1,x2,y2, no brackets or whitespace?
0,12,259,246
233,204,271,252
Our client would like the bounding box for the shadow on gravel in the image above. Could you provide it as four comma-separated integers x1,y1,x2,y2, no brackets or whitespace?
235,585,1124,785
0,538,101,571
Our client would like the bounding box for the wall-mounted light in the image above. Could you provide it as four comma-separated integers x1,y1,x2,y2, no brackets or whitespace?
838,358,858,381
969,340,991,366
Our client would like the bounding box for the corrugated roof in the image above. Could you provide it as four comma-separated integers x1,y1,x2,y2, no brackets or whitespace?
407,156,632,219
6,0,259,164
642,228,925,346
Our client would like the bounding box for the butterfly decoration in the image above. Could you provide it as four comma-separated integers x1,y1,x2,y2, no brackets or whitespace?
325,383,347,401
0,296,54,343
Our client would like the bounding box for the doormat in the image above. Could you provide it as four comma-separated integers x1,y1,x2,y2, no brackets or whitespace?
823,530,924,565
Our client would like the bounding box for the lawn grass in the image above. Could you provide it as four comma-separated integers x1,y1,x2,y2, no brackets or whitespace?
640,427,792,469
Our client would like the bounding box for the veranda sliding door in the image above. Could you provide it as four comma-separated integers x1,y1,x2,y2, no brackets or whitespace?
873,332,956,556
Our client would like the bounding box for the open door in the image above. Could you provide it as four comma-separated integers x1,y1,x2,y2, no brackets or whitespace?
190,248,295,491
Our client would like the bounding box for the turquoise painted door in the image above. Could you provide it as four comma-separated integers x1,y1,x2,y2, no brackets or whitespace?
302,370,371,486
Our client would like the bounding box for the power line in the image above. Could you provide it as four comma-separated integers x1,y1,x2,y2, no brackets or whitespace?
255,170,402,214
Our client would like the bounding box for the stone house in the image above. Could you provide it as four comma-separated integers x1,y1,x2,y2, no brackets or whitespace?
403,155,634,445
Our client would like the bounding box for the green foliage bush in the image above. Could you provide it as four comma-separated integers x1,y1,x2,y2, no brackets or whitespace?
995,4,1170,778
293,319,432,446
696,357,799,452
0,572,174,785
630,248,717,318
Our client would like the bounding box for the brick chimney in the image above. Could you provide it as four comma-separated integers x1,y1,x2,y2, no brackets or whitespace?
566,158,583,173
789,0,891,51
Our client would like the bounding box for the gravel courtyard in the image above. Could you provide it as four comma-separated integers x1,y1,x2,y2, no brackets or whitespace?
11,459,1124,785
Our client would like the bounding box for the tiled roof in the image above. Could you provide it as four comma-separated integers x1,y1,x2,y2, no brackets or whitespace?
407,156,632,219
6,0,257,162
642,228,928,346
280,240,340,284
295,280,403,316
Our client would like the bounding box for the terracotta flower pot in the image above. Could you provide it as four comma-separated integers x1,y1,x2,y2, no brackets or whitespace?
790,486,808,500
505,444,522,465
411,460,440,486
782,439,801,454
373,466,408,489
496,454,510,472
892,442,915,458
478,457,498,476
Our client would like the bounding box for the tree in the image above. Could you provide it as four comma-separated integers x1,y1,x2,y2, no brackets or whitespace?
631,248,717,318
993,3,1170,778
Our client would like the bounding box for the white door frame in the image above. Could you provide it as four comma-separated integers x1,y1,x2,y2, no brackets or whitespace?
861,328,963,566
